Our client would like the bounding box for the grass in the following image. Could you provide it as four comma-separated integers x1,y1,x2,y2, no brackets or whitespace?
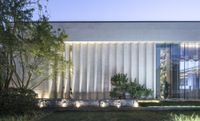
166,113,200,121
0,111,46,121
1,110,200,121
1,100,200,121
37,110,200,121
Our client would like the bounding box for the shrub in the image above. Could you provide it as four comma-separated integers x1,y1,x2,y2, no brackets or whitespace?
0,88,37,115
110,73,128,99
127,81,153,98
0,111,45,121
110,73,153,99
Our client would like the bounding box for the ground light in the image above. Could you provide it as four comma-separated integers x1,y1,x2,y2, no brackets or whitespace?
113,100,121,108
75,101,81,108
100,101,109,108
38,100,46,108
60,99,68,107
138,100,160,103
133,100,139,107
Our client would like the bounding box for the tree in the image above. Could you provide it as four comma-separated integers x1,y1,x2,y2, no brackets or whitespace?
0,0,67,90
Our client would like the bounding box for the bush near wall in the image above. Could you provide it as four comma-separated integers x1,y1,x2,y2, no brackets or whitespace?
110,73,153,99
0,88,37,115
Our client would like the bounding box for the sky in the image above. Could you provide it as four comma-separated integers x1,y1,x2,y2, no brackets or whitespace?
37,0,200,21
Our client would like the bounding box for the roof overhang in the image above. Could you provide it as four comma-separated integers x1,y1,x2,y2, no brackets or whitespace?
50,21,200,42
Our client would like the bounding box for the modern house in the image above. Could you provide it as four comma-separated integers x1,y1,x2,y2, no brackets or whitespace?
35,21,200,100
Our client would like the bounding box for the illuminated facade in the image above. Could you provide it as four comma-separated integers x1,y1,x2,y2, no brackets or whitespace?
34,21,200,100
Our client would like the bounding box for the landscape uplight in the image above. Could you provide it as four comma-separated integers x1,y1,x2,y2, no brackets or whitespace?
133,100,139,107
113,100,121,108
100,101,108,108
75,101,81,108
38,100,46,108
60,99,68,107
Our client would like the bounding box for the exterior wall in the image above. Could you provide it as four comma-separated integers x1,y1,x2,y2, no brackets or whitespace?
34,42,156,99
34,21,200,99
68,42,156,99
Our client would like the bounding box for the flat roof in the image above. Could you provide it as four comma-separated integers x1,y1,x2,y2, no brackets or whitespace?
50,21,200,42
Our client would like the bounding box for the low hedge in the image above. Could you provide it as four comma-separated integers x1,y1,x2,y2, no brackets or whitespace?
0,88,37,115
139,101,200,107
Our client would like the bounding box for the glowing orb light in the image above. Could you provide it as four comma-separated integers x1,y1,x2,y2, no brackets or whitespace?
114,100,121,108
60,99,68,107
100,101,108,108
75,101,81,108
133,100,139,107
38,100,46,108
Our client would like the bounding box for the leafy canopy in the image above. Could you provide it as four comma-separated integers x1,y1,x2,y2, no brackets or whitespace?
0,0,67,90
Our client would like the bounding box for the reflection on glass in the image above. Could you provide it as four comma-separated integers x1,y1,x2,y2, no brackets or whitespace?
159,47,170,99
179,44,200,99
157,43,200,99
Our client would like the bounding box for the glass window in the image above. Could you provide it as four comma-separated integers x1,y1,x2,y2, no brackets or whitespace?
157,43,200,99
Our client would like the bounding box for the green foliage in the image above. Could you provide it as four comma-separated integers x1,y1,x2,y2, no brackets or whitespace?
0,88,37,115
110,73,128,99
0,0,67,90
110,73,153,99
161,80,169,99
165,113,200,121
127,81,153,99
139,101,200,107
0,111,46,121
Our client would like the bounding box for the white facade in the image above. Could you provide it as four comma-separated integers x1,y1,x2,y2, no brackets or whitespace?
34,22,200,99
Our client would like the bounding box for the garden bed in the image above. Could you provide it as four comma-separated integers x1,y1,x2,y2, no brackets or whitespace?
37,99,200,112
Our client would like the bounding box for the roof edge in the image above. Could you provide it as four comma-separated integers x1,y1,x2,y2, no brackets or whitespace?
48,21,200,23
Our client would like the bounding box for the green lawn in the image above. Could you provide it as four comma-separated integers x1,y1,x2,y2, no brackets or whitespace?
37,110,200,121
1,110,200,121
0,112,45,121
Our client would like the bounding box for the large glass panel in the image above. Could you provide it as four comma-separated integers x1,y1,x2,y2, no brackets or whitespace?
159,46,171,99
157,43,200,99
180,44,200,99
156,44,179,99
